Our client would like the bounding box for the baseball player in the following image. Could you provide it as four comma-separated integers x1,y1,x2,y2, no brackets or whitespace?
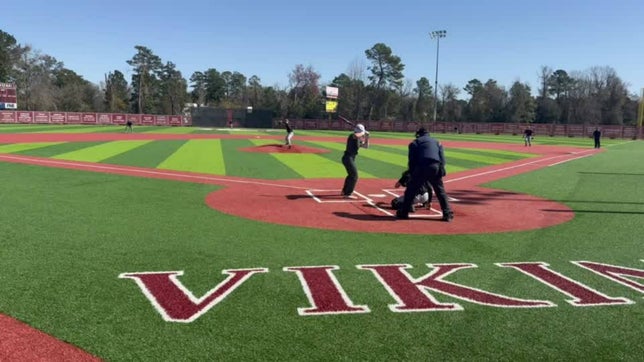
340,123,368,198
391,170,432,211
282,119,294,148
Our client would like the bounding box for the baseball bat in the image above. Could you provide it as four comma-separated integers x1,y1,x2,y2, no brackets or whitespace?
339,115,355,128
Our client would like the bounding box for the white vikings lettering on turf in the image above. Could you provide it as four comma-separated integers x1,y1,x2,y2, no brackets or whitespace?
119,260,644,323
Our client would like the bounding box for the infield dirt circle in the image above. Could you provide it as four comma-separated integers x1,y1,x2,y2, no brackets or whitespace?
204,140,593,235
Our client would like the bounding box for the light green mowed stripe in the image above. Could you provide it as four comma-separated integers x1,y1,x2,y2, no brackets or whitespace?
52,141,152,162
157,139,226,174
0,142,63,153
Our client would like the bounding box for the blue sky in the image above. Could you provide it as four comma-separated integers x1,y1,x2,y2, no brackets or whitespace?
4,0,643,97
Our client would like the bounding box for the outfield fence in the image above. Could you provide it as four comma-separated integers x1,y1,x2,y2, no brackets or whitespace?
0,110,191,126
272,119,643,139
1,109,641,139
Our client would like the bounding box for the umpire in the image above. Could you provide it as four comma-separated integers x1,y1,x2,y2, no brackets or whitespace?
396,128,454,222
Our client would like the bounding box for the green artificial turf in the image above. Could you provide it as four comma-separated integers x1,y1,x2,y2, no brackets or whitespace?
0,126,642,361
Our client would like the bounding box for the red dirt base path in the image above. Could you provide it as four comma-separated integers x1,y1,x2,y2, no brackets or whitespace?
0,314,100,361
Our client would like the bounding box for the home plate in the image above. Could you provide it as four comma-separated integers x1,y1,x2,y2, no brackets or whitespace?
368,194,387,198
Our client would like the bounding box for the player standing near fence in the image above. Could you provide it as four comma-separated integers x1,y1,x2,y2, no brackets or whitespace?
523,127,534,146
124,120,133,133
593,127,601,148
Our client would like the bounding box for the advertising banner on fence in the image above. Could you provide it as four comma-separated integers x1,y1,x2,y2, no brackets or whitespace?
97,113,112,124
169,115,182,126
155,115,168,126
111,114,126,125
17,111,33,123
34,112,50,124
127,114,140,125
82,113,97,124
50,112,66,124
66,112,82,124
0,110,16,123
141,115,155,125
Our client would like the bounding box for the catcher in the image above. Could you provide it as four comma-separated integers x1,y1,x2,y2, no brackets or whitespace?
390,170,432,212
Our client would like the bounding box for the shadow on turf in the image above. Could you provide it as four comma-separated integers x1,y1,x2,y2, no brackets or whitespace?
333,212,398,221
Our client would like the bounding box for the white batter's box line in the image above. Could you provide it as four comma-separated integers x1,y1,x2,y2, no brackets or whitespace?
382,188,458,203
305,189,367,203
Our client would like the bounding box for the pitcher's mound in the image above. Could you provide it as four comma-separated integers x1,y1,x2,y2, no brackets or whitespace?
240,144,330,154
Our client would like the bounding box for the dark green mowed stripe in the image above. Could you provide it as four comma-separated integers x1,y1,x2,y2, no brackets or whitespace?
13,141,107,157
221,139,302,179
101,140,189,168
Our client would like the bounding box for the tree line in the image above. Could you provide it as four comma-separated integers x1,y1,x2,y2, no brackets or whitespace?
0,29,640,125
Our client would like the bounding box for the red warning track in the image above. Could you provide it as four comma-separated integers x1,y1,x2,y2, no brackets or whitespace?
0,131,601,358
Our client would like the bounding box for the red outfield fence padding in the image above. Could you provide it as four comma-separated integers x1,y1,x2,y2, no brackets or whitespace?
274,119,643,139
0,110,640,138
0,111,191,126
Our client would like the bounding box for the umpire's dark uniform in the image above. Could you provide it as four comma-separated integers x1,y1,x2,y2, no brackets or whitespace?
397,128,453,221
341,132,362,197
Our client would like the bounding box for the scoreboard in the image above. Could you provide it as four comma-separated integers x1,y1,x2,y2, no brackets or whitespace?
0,83,17,109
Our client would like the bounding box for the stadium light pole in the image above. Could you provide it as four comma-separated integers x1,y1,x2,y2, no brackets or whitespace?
430,30,447,122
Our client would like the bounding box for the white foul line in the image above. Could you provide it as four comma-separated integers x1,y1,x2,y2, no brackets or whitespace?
0,154,311,190
445,149,596,183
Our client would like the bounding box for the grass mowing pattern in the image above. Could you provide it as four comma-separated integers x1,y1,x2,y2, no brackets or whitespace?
0,126,642,360
157,139,226,174
1,142,642,360
101,140,188,168
0,142,63,153
51,140,152,162
12,141,106,157
220,139,302,179
253,139,372,179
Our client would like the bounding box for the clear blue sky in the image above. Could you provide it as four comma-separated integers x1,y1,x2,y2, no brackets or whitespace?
4,0,643,97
